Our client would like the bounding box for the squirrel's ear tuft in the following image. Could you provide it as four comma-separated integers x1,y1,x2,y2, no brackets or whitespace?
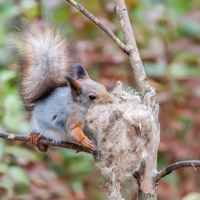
72,64,89,79
65,75,82,101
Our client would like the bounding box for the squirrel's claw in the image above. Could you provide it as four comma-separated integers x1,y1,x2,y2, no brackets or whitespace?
29,133,48,152
29,133,41,147
71,125,94,150
80,136,94,150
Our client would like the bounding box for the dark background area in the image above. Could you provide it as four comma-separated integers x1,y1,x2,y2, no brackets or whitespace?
0,0,200,199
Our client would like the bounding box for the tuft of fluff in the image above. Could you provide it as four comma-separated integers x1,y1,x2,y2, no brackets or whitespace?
85,82,157,200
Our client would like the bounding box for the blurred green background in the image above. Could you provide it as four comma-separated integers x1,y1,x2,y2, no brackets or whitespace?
0,0,200,199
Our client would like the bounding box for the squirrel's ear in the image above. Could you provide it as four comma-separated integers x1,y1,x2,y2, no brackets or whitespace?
65,75,82,101
71,64,89,79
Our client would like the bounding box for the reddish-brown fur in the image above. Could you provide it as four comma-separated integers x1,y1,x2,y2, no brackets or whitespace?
70,122,93,150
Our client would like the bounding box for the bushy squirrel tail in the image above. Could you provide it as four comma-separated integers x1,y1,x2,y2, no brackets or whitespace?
16,20,75,111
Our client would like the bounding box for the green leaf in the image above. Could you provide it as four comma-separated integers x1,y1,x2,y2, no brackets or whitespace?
168,64,200,79
70,181,83,191
0,70,16,83
0,163,8,174
5,146,39,162
182,193,200,200
144,61,167,78
0,138,5,160
179,22,200,37
7,166,30,194
176,116,193,139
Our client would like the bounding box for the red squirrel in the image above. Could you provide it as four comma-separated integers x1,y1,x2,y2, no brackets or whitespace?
16,20,112,152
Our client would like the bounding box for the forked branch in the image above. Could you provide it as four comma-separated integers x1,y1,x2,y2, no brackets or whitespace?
66,0,152,94
155,160,200,182
0,131,93,154
66,0,128,54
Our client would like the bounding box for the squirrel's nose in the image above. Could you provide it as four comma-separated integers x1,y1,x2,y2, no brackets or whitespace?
107,99,113,104
103,92,113,104
106,95,113,104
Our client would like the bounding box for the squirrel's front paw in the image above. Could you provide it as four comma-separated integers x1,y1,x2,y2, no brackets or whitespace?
80,136,94,150
71,125,94,150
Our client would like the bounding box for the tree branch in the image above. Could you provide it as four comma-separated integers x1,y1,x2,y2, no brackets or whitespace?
0,131,93,154
155,160,200,182
66,0,128,54
113,0,151,93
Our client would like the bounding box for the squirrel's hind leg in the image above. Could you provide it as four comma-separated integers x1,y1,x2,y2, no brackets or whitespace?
29,133,48,152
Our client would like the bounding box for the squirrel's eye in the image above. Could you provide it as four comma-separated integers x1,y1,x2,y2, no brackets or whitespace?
89,94,97,100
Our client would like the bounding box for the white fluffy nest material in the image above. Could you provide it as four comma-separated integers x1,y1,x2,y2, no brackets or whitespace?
85,82,158,200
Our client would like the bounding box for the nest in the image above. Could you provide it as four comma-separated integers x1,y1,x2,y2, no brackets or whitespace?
85,82,158,200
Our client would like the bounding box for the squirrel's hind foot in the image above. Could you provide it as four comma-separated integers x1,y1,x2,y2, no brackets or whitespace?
29,133,41,146
29,133,48,152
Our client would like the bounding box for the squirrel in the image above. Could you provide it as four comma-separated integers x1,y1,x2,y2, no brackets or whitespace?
16,20,113,152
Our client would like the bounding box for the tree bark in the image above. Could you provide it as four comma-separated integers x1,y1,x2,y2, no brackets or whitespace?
155,160,200,182
138,190,157,200
134,103,160,198
113,0,151,94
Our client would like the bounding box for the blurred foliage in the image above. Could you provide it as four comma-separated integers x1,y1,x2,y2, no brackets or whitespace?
0,0,200,199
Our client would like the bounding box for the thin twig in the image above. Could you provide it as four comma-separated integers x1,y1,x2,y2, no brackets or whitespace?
66,0,128,54
155,160,200,182
113,0,151,93
0,131,93,154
